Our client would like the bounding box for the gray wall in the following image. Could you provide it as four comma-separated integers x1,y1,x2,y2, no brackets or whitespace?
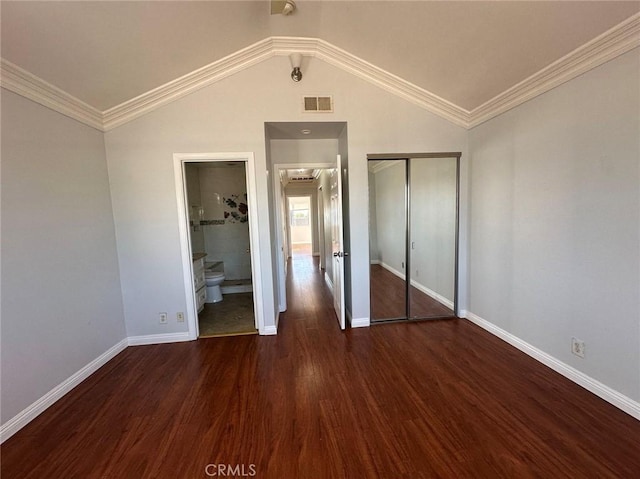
468,48,640,401
410,158,457,303
1,91,126,423
373,162,407,275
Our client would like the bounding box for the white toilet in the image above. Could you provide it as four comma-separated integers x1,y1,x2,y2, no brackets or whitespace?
205,267,225,303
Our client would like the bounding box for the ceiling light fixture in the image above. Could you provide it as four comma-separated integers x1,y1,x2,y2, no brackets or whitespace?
301,129,311,135
270,0,296,16
290,53,303,82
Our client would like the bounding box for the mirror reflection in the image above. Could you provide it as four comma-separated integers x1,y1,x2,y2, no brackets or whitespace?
369,160,407,320
368,155,458,322
409,157,456,318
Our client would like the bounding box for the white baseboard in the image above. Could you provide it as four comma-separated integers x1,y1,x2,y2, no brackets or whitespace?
410,279,454,309
346,308,370,328
127,332,191,346
261,324,277,335
0,338,129,443
350,317,370,328
464,311,640,420
324,272,334,292
378,262,453,310
380,261,405,280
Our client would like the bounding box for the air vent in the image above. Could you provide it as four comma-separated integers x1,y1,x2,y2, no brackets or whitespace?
303,96,333,113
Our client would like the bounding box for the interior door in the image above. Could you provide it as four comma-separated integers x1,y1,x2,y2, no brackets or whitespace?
330,155,346,330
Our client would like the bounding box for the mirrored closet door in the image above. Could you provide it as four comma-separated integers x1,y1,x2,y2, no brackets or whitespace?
368,153,460,323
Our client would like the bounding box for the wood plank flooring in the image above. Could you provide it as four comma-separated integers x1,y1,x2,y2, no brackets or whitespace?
2,254,639,478
370,264,454,320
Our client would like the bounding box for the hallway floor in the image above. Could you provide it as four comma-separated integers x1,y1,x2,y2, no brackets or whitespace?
1,254,639,478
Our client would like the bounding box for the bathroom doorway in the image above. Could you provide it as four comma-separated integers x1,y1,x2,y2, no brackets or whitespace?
174,153,264,339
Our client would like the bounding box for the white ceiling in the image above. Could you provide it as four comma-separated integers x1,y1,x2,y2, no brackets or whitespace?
2,1,638,112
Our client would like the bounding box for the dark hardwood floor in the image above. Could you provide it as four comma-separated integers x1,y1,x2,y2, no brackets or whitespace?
370,264,454,320
2,255,639,478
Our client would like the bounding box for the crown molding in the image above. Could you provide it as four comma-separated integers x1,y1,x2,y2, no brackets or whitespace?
2,12,638,132
102,38,274,130
469,12,640,128
270,37,470,128
0,59,103,131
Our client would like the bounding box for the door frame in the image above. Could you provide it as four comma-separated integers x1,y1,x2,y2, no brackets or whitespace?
367,152,462,320
174,152,265,339
273,162,335,313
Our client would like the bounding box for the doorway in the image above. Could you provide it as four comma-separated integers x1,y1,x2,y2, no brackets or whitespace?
266,121,349,330
287,195,313,257
174,152,265,339
368,153,461,322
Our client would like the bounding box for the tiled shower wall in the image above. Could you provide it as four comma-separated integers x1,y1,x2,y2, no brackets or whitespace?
186,163,252,281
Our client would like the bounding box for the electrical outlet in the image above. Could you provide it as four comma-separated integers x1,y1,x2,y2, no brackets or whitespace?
177,312,185,322
159,312,168,324
571,337,585,358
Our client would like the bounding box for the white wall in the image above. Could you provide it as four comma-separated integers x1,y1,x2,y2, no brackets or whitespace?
319,170,333,281
368,171,380,262
468,49,640,401
184,164,205,253
104,55,468,335
198,166,251,280
270,139,339,165
1,91,126,424
373,162,407,275
410,158,457,302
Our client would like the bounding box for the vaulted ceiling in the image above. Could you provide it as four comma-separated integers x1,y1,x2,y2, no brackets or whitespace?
2,1,638,113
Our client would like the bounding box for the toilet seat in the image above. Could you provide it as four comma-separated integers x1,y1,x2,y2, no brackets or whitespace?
205,271,224,279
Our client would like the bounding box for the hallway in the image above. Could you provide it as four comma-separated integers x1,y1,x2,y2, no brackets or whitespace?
2,254,639,478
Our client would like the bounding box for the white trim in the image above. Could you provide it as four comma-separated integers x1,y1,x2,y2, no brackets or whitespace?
380,261,405,280
409,279,454,310
324,271,334,292
0,338,128,443
347,310,370,328
0,59,103,131
369,159,403,174
464,311,640,420
378,262,454,310
127,332,191,346
261,324,278,335
272,37,469,128
173,153,265,340
103,39,274,130
370,259,381,265
3,16,638,131
469,13,640,128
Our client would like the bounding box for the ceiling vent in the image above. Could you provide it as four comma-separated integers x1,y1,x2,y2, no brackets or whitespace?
303,96,333,113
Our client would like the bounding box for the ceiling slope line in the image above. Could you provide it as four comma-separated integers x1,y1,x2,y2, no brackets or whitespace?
0,59,103,131
1,12,638,132
102,38,275,130
469,12,640,128
307,38,470,128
